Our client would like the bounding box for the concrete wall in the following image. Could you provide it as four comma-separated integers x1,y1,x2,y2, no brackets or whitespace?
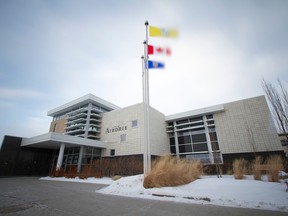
100,103,169,157
214,96,283,154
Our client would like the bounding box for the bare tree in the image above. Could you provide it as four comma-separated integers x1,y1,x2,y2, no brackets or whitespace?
262,78,288,142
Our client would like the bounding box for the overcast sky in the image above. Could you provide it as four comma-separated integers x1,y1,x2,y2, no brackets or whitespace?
0,0,288,142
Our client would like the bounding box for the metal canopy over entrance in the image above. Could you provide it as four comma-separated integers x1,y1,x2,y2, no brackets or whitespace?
21,132,106,172
21,132,106,149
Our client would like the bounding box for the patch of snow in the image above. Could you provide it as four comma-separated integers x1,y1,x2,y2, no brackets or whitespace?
97,175,288,212
40,175,288,212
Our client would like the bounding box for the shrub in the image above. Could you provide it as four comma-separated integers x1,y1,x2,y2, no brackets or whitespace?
95,172,104,178
64,165,78,178
50,167,64,177
253,156,263,180
233,158,247,179
266,155,283,182
79,165,91,179
143,155,202,188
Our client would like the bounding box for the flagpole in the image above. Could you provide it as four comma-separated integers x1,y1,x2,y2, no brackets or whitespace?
144,20,151,174
142,55,148,175
142,21,176,174
144,41,151,174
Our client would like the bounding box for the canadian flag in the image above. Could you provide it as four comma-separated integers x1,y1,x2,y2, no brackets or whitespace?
148,45,171,56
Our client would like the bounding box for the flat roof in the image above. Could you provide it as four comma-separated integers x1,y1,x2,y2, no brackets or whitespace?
47,94,120,117
21,132,106,149
165,104,225,121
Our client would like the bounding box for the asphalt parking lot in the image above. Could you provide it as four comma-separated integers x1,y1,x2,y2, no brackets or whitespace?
0,177,286,216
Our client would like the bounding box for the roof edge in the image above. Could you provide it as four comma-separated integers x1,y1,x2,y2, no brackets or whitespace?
21,132,106,148
47,94,120,116
165,104,225,121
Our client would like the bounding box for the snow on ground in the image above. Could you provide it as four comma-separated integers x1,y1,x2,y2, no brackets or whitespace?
41,175,288,212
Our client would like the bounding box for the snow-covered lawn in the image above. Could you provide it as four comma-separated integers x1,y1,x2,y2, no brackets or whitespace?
41,175,288,212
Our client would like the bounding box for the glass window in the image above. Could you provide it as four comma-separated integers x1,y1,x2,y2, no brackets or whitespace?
190,121,204,127
189,116,203,122
170,145,176,154
110,149,115,156
208,127,216,132
211,141,220,151
62,156,67,165
132,120,138,128
177,131,190,136
72,155,79,164
120,134,127,142
192,134,207,143
206,120,214,125
193,143,208,152
82,155,92,165
209,132,218,142
93,148,101,156
84,147,93,154
191,129,205,134
190,126,205,132
178,135,191,144
179,144,192,153
206,114,213,119
73,147,80,153
169,137,175,145
177,131,185,136
82,157,88,164
168,122,174,127
168,133,174,138
176,119,188,125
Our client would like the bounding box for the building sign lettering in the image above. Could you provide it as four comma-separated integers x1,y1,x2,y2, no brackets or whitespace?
106,125,127,134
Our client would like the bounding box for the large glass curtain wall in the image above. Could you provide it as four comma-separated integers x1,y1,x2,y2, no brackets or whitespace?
168,115,220,156
60,146,101,171
81,146,101,164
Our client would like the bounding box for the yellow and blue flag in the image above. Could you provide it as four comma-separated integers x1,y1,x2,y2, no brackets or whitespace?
149,26,178,38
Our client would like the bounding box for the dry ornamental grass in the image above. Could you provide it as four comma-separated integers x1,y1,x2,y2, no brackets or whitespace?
253,156,263,180
267,155,283,182
143,156,202,189
233,158,247,179
235,155,284,182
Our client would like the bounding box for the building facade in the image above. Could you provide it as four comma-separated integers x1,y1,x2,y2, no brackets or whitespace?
100,103,169,157
166,96,284,170
0,94,285,176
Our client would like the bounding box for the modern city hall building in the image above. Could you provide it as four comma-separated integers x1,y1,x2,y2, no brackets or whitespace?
0,94,285,176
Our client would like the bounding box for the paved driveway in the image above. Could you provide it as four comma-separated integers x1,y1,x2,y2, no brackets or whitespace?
0,177,286,216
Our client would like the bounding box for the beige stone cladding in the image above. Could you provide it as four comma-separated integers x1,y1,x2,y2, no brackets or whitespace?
100,103,169,157
214,95,283,154
149,106,170,156
49,118,67,133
